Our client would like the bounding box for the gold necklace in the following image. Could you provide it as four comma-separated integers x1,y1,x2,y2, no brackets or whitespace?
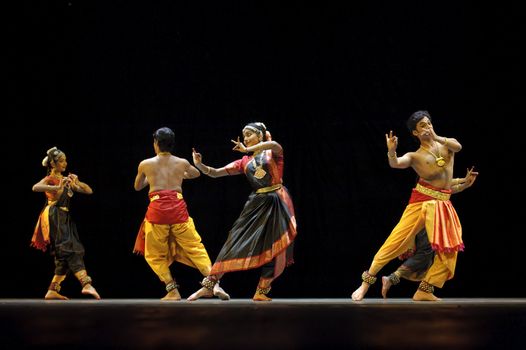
421,142,446,167
252,152,267,179
158,152,171,156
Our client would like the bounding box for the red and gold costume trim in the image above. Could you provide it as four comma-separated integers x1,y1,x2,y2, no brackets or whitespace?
31,176,61,252
133,190,189,254
410,181,463,253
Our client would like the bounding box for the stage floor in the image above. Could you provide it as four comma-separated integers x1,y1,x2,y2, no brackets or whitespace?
2,298,525,349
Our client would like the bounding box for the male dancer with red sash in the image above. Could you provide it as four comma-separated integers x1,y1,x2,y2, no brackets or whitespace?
133,127,228,300
380,167,478,298
352,111,475,301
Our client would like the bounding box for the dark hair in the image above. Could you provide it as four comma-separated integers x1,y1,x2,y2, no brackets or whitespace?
153,127,175,152
406,110,431,133
243,122,267,140
42,147,65,174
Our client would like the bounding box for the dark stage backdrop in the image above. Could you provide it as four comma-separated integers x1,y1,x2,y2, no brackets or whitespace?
7,1,522,299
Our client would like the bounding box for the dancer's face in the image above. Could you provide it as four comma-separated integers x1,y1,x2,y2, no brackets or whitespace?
412,116,434,140
52,154,67,173
243,129,262,147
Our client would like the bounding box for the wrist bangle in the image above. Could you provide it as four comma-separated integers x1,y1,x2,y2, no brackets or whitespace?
202,166,211,175
387,152,397,159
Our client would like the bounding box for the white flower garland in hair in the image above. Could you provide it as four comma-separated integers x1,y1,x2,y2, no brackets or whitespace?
42,146,62,167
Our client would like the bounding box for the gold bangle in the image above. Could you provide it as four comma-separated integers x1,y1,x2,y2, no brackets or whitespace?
202,166,211,175
387,152,397,159
443,137,448,146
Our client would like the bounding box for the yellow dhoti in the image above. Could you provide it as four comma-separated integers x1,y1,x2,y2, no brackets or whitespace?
369,182,463,288
144,218,212,283
134,190,212,284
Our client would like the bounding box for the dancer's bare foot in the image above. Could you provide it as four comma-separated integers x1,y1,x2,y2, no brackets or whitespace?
45,290,69,300
161,289,181,301
253,292,272,301
213,284,230,300
413,289,441,301
351,282,370,301
187,287,213,301
81,284,101,300
381,276,392,299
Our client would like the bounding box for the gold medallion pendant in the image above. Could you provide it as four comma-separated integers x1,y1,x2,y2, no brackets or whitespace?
254,166,267,179
252,152,267,179
435,157,446,167
421,142,447,168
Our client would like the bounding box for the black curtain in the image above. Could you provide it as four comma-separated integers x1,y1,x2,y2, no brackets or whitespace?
6,1,522,299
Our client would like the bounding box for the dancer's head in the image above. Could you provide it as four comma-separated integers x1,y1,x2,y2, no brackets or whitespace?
42,147,66,174
242,122,271,146
153,127,175,152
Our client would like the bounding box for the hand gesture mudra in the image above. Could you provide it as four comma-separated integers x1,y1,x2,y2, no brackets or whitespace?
464,166,479,188
68,173,79,184
428,125,439,140
231,137,248,153
385,130,398,153
60,176,71,188
192,148,202,165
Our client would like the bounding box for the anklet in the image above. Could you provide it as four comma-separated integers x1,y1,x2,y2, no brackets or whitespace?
418,281,434,293
361,271,377,285
166,281,180,293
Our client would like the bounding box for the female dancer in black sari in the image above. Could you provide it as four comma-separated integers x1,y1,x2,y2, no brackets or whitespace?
32,147,100,300
188,122,297,301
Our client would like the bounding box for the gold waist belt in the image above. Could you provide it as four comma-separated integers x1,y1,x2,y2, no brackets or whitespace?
415,183,450,201
256,184,282,194
149,192,183,201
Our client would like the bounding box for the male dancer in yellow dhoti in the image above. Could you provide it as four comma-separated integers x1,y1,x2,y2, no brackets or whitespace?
133,127,228,300
380,168,478,298
351,110,475,301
